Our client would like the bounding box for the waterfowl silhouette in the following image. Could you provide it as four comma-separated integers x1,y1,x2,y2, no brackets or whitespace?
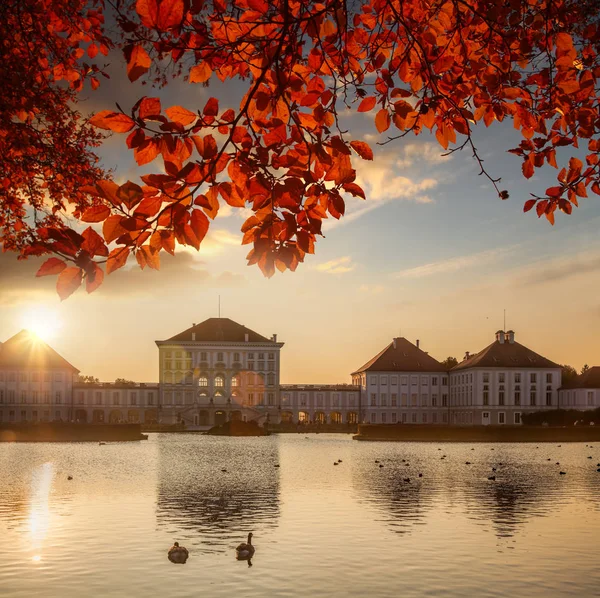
379,464,384,468
67,475,73,480
334,462,339,466
236,533,255,560
168,542,189,564
418,473,423,478
403,478,410,482
488,476,496,481
560,471,567,475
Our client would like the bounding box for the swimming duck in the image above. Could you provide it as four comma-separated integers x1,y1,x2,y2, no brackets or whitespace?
236,533,255,560
67,475,73,480
488,476,496,481
168,542,189,564
559,471,567,475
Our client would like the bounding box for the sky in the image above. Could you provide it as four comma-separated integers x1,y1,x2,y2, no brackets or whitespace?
2,35,600,383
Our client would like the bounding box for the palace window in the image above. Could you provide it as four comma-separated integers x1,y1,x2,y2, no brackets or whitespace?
401,393,408,406
530,373,537,383
166,351,172,358
197,375,207,387
200,352,207,361
381,393,387,407
267,373,275,386
588,391,595,406
391,394,397,407
401,376,408,385
332,394,340,407
248,361,255,371
233,353,240,362
147,393,154,406
113,392,119,405
483,389,489,406
317,393,323,407
268,393,274,406
546,373,553,384
499,386,505,406
0,390,3,403
55,391,62,404
175,352,181,358
442,394,448,407
546,389,552,406
499,373,505,383
130,392,137,406
20,390,26,403
381,376,388,386
248,393,254,406
231,375,240,387
514,412,521,425
258,361,265,371
515,373,521,383
421,393,428,407
268,352,274,359
514,390,521,406
530,388,537,406
432,377,438,386
217,352,223,362
77,392,84,405
300,394,307,406
411,394,417,406
381,413,387,423
411,376,418,386
215,375,224,387
392,413,397,423
442,376,448,386
370,394,376,406
258,353,264,360
42,391,49,404
499,412,505,424
391,376,398,385
432,394,437,407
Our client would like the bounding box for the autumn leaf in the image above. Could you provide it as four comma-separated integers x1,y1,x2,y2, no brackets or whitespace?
523,199,537,213
190,62,212,83
357,97,376,112
90,111,135,133
157,0,184,30
375,109,391,133
165,105,198,125
126,45,152,82
106,247,130,274
117,181,144,209
56,267,83,301
350,140,374,160
36,258,67,277
191,209,209,244
81,227,108,257
138,97,162,119
86,263,104,293
81,205,111,222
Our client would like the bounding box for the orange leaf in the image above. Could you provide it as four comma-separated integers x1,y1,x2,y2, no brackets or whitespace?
85,263,104,294
127,45,151,82
81,227,108,257
139,97,162,119
342,182,366,199
103,215,127,243
36,257,67,277
56,267,83,301
106,247,130,275
117,181,144,210
136,0,158,28
81,205,111,222
190,62,212,83
190,209,209,245
165,105,197,125
522,158,534,179
350,140,373,160
134,139,160,166
89,111,135,133
375,109,390,133
157,0,184,30
358,97,376,112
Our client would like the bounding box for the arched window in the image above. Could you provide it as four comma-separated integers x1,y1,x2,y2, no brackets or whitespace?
215,375,224,387
231,375,239,387
198,376,208,387
267,373,275,386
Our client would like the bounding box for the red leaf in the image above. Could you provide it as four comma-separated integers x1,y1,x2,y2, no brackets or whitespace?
117,181,144,210
86,263,104,294
203,97,219,116
56,267,83,301
190,209,209,245
81,227,108,257
136,0,159,28
358,97,376,112
342,182,366,199
139,97,162,119
106,247,130,275
189,62,212,83
350,140,374,160
103,215,127,243
375,109,391,133
81,205,111,222
157,0,184,30
522,158,534,179
89,111,135,133
36,257,67,277
127,45,151,82
523,199,537,212
165,105,197,125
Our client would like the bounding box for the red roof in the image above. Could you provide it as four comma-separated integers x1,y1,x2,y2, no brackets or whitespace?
0,330,79,372
352,338,447,374
452,339,560,371
162,318,277,344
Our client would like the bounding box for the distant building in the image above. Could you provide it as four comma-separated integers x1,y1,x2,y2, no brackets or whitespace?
0,330,78,423
559,367,600,411
450,330,562,425
351,337,450,425
154,318,283,427
279,384,360,424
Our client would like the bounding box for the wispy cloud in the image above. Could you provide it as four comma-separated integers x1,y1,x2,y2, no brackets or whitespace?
315,256,356,274
393,246,518,279
514,249,600,287
359,284,385,294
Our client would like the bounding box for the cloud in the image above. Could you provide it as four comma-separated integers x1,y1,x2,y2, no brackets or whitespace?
393,246,518,279
359,284,385,294
0,250,245,305
514,250,600,287
315,256,356,274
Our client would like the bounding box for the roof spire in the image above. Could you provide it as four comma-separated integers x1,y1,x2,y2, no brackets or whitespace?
218,294,221,319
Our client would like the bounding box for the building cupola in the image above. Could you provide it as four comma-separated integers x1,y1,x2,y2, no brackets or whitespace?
505,330,515,344
496,330,505,344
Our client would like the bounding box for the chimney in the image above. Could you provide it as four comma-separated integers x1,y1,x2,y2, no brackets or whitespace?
393,338,397,349
244,333,249,342
416,339,420,349
272,334,277,342
192,333,196,341
506,330,515,344
464,351,470,360
496,330,505,344
192,322,196,326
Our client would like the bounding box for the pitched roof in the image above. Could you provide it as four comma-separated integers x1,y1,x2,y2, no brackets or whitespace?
352,338,447,374
163,318,276,344
452,339,560,371
562,366,600,389
0,330,79,371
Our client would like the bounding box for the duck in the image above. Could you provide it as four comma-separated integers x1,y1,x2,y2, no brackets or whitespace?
491,467,497,472
465,461,471,465
379,464,384,468
375,460,380,464
559,471,567,475
236,533,255,560
488,476,496,481
403,477,410,482
334,462,339,466
274,464,280,468
168,542,189,564
221,469,228,473
418,473,423,478
99,442,106,446
338,459,342,463
67,475,73,480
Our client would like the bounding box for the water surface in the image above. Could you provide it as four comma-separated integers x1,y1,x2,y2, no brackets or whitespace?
1,434,599,597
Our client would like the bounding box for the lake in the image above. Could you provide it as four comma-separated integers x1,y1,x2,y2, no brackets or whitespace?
1,433,599,597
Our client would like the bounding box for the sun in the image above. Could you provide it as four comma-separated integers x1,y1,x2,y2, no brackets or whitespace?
19,306,63,342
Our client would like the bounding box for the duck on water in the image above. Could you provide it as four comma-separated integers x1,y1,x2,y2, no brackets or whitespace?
236,533,255,561
168,542,189,564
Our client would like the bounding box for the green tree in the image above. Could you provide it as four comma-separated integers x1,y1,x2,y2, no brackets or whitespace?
561,365,578,385
442,357,459,369
581,364,590,374
77,375,99,384
114,378,136,385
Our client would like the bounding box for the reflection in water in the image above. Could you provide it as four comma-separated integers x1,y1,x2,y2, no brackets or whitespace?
156,436,280,552
28,462,53,560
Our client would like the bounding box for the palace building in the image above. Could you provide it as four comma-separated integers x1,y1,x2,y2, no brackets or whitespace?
0,320,592,427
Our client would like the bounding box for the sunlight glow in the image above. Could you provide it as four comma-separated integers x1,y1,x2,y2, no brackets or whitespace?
31,555,42,563
19,307,63,342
